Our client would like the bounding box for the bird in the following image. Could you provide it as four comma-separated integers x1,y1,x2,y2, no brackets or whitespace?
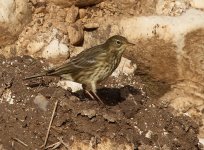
24,35,135,103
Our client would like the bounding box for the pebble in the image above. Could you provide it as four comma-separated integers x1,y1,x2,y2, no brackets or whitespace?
67,21,84,45
84,23,99,30
66,5,79,24
103,113,116,123
81,109,96,119
79,9,86,19
34,93,48,111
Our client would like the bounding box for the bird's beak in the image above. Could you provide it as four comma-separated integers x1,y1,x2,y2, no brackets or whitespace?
127,41,135,46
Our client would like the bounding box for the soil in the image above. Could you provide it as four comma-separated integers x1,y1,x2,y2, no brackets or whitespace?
0,55,202,150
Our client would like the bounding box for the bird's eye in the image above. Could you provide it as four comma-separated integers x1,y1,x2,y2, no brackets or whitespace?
116,40,121,45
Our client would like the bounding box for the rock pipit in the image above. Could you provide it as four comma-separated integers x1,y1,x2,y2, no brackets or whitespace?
25,35,134,103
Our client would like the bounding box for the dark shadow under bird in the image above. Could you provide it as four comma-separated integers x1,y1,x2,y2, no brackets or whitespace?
24,35,135,103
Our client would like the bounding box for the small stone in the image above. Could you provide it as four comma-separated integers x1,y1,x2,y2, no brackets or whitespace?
34,93,48,111
67,21,84,46
84,23,99,30
57,80,83,92
145,130,153,139
66,5,79,24
0,89,14,104
103,113,116,123
79,9,86,19
112,57,137,77
81,109,96,119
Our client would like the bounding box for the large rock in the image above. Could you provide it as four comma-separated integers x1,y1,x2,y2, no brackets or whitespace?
24,28,70,63
84,9,204,83
0,0,32,46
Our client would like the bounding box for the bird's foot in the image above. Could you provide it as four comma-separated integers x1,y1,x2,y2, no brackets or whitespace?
91,91,104,104
84,90,104,105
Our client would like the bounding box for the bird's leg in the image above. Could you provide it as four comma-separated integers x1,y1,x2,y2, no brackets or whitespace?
90,82,104,104
90,91,103,104
82,84,95,100
82,83,104,104
85,90,96,100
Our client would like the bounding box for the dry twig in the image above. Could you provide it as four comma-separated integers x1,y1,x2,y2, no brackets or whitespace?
12,137,28,147
41,100,59,149
45,141,61,150
57,137,69,149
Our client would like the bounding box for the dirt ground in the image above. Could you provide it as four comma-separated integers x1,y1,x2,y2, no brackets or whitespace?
0,55,202,150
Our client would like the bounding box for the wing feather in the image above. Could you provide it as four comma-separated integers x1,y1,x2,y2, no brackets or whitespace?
47,45,105,76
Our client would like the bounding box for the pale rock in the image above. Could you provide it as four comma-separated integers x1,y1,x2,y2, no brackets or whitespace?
0,89,14,104
70,138,133,150
66,5,79,24
16,27,68,60
79,9,86,19
34,93,48,111
169,97,194,113
84,23,100,30
120,9,204,47
156,0,190,16
67,22,84,45
57,80,83,92
112,57,137,77
190,0,204,9
81,109,96,118
102,113,116,123
199,138,204,146
0,0,32,46
42,39,69,59
27,41,45,55
145,130,153,139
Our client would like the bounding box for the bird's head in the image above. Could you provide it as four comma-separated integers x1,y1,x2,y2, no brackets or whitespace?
105,35,135,53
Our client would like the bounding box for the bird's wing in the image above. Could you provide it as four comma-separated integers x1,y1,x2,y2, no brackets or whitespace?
47,45,105,76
